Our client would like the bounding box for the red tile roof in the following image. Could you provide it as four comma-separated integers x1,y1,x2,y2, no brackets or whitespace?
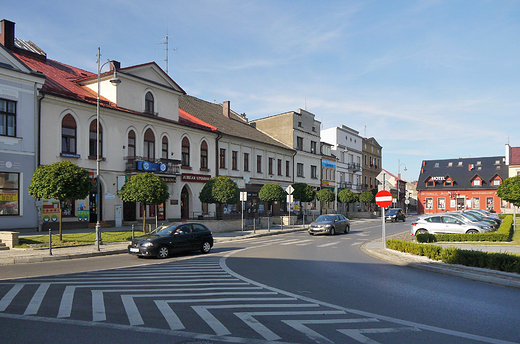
510,147,520,165
12,50,216,132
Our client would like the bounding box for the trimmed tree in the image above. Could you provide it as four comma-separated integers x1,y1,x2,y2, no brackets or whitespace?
359,191,375,211
497,176,520,207
338,189,359,212
28,161,92,240
199,176,240,219
259,183,286,215
316,188,335,214
118,172,170,231
292,183,315,203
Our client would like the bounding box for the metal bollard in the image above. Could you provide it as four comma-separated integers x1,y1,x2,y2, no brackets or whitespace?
132,224,135,240
49,228,52,256
253,218,256,234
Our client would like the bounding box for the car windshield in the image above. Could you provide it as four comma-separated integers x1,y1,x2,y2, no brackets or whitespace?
155,226,178,236
315,215,335,222
386,209,399,215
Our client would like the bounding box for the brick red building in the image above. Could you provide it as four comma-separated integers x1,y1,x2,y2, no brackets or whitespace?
417,156,508,214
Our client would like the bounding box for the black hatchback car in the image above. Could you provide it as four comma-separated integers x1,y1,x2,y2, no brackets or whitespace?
385,208,406,222
128,222,213,258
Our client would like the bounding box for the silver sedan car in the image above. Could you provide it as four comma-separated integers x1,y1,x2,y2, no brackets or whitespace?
308,214,350,235
410,214,489,235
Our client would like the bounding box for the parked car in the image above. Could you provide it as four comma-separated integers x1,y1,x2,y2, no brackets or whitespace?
128,222,213,258
385,208,406,222
446,212,494,232
410,214,489,235
308,214,350,235
463,210,501,229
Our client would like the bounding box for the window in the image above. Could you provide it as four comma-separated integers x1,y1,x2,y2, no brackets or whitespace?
448,162,453,167
145,92,155,114
434,163,440,168
298,121,302,127
286,160,290,177
161,136,168,159
427,180,434,187
144,129,155,160
458,162,463,166
61,199,75,217
438,198,446,210
311,141,317,154
311,165,317,179
312,126,316,132
444,179,452,186
127,130,136,158
89,120,102,158
472,197,480,209
61,114,77,154
492,179,501,186
297,163,304,177
232,151,238,170
0,99,16,137
0,173,19,215
296,136,303,150
182,137,190,167
269,158,274,175
257,155,262,173
244,153,249,172
220,148,226,169
200,141,208,169
425,198,434,210
473,179,481,186
277,159,282,176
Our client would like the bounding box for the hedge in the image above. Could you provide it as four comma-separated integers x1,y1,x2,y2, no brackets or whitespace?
416,215,514,243
387,239,520,274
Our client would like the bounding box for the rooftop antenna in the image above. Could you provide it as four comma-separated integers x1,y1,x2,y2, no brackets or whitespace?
156,28,177,75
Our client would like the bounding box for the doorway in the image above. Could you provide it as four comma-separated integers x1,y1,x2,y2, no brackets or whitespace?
181,186,189,219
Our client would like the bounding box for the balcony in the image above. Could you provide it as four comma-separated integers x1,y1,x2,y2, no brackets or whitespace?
346,163,361,172
124,156,181,175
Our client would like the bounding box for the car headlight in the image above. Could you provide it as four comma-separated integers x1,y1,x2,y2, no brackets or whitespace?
142,242,154,247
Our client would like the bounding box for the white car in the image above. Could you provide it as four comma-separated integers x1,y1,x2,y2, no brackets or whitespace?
410,214,488,235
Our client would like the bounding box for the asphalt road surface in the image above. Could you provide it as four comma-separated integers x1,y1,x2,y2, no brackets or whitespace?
0,220,519,344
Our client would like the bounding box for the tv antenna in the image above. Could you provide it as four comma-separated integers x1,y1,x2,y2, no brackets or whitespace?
156,28,177,75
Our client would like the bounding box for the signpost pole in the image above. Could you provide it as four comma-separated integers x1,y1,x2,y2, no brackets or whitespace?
375,190,392,250
382,206,386,249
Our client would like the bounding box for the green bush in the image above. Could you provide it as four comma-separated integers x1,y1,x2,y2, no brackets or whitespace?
386,239,520,274
416,233,437,243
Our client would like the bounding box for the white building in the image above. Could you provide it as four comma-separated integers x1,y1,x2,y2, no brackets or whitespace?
321,125,363,193
0,20,46,229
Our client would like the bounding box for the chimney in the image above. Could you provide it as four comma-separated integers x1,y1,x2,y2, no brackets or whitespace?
223,101,230,118
0,19,15,50
110,60,121,72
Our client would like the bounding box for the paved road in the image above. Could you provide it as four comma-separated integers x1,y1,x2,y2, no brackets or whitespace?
1,220,519,343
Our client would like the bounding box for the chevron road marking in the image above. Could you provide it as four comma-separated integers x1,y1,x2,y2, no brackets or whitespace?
282,318,380,344
234,310,347,341
338,327,421,344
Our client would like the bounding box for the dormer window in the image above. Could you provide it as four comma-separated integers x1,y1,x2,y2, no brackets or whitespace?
458,162,463,166
448,162,452,167
473,179,481,186
434,163,440,168
145,92,155,115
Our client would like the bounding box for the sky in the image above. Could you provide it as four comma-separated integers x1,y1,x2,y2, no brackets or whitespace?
4,0,520,182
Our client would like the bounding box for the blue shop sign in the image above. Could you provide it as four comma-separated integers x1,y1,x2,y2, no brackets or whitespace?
137,161,168,173
321,160,336,169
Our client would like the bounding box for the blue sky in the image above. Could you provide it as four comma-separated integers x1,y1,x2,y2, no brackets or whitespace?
4,0,520,182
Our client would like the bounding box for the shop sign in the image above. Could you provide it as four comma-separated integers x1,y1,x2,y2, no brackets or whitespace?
182,173,211,183
161,177,176,183
322,160,336,168
137,161,168,173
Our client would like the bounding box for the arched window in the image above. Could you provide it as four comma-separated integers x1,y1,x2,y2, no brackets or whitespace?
182,137,190,167
162,136,168,160
89,120,102,158
144,129,155,160
200,141,208,169
127,130,136,158
62,114,77,154
145,92,154,115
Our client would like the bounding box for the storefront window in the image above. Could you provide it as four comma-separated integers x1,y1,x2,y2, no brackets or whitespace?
0,173,19,216
425,197,433,210
438,198,445,210
486,197,494,211
61,199,75,217
472,197,480,209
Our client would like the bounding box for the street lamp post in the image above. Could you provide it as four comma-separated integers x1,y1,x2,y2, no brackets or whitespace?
95,47,121,251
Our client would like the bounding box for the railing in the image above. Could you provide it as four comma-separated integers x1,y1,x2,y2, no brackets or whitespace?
346,163,361,172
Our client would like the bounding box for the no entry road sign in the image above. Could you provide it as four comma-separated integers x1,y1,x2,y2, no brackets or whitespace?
375,190,393,208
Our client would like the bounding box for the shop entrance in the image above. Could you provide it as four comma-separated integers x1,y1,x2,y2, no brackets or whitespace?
181,186,189,219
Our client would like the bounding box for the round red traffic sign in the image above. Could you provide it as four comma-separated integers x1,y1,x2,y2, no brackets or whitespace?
375,190,393,208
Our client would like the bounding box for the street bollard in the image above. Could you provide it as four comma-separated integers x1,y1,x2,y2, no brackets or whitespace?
280,216,283,231
132,224,135,240
253,218,256,234
268,216,270,232
49,228,52,256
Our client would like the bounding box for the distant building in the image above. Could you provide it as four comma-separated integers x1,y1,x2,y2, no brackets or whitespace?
416,156,508,214
362,137,383,192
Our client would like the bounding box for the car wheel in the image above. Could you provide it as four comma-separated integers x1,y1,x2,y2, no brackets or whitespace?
157,246,169,259
402,218,406,222
345,225,350,234
416,229,428,235
466,229,479,234
200,241,212,254
330,227,335,236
